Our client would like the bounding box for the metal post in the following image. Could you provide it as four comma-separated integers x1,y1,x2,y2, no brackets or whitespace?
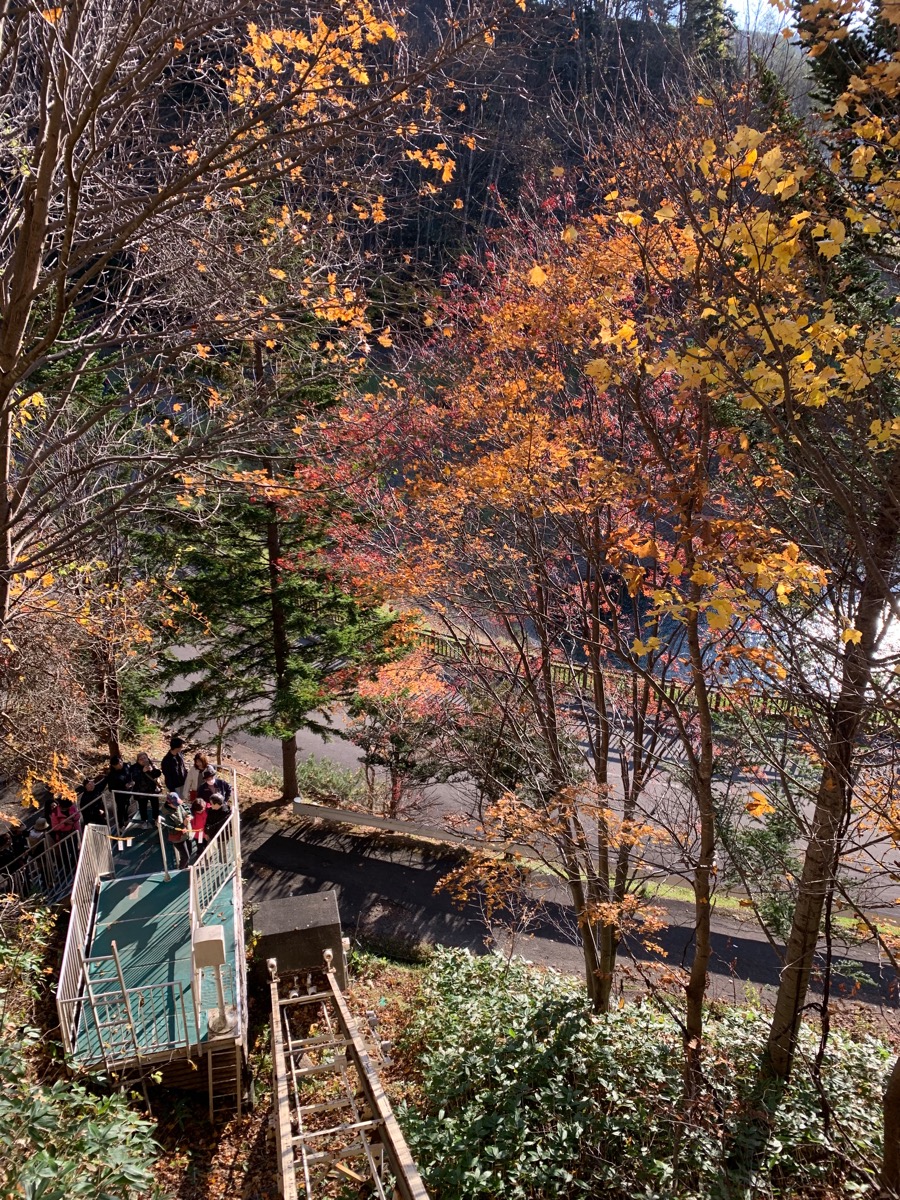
231,778,242,877
189,865,200,928
235,1040,242,1119
215,963,227,1021
156,818,170,881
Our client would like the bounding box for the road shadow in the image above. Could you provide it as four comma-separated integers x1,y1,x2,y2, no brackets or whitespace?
243,823,898,1004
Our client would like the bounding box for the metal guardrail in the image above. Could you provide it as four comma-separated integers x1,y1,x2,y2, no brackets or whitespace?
0,827,82,902
193,810,237,922
57,824,115,1055
80,972,194,1068
413,628,806,718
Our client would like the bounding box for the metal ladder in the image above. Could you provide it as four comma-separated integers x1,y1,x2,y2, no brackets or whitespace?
206,1040,244,1123
80,940,152,1108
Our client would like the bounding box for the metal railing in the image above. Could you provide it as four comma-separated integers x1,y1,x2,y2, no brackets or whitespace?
0,827,82,902
412,628,807,719
269,954,429,1200
80,974,194,1068
191,808,237,924
57,824,115,1055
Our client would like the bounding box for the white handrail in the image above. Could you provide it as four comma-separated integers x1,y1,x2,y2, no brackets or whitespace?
56,825,115,1054
64,977,196,1066
0,827,82,902
190,808,236,924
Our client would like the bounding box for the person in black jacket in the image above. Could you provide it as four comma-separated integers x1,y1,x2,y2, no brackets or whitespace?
202,792,231,846
77,774,108,826
197,766,231,806
107,755,134,833
161,736,188,796
131,751,162,825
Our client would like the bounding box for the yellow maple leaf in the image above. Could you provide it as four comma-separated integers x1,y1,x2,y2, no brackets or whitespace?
268,268,287,280
584,359,611,386
745,791,775,819
632,636,661,656
841,627,863,644
527,265,548,287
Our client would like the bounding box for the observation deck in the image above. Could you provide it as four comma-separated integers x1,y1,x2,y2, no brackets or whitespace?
57,801,247,1120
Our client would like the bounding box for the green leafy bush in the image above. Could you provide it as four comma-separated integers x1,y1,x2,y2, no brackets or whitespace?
0,1035,159,1200
295,753,368,806
0,905,160,1200
399,949,887,1200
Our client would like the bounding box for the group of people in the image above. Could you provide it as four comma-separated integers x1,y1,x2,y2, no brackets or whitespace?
2,735,234,877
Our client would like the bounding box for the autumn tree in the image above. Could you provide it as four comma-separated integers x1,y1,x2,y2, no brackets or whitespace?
327,184,824,1074
347,647,451,815
153,475,398,799
547,2,900,1170
0,0,517,632
596,63,900,1078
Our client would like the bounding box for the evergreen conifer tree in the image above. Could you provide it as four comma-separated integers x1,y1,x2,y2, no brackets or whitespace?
156,492,397,798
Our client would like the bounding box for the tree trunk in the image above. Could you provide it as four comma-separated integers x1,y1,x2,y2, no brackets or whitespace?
766,457,900,1082
256,342,297,802
104,665,122,759
596,924,618,1012
91,644,121,759
684,606,716,1098
585,532,616,1014
881,1054,900,1198
281,732,298,800
568,871,604,1013
267,501,294,800
0,14,75,627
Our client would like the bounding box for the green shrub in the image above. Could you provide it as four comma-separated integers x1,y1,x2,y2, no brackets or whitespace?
295,754,368,806
399,949,887,1200
0,1035,159,1199
0,906,160,1199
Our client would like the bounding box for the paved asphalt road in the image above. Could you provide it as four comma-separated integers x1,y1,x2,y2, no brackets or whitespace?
242,817,900,1010
170,659,900,1011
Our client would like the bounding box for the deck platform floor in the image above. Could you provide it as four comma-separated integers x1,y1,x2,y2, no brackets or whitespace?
74,829,238,1066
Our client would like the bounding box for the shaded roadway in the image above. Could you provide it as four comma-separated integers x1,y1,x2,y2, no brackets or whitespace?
243,818,899,1009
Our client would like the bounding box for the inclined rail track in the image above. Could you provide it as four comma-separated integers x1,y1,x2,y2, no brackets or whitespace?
268,954,428,1200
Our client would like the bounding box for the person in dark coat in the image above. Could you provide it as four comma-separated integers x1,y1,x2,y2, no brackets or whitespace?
161,736,188,796
131,751,162,826
201,792,231,851
107,755,134,833
197,766,231,806
0,828,17,872
77,774,108,826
